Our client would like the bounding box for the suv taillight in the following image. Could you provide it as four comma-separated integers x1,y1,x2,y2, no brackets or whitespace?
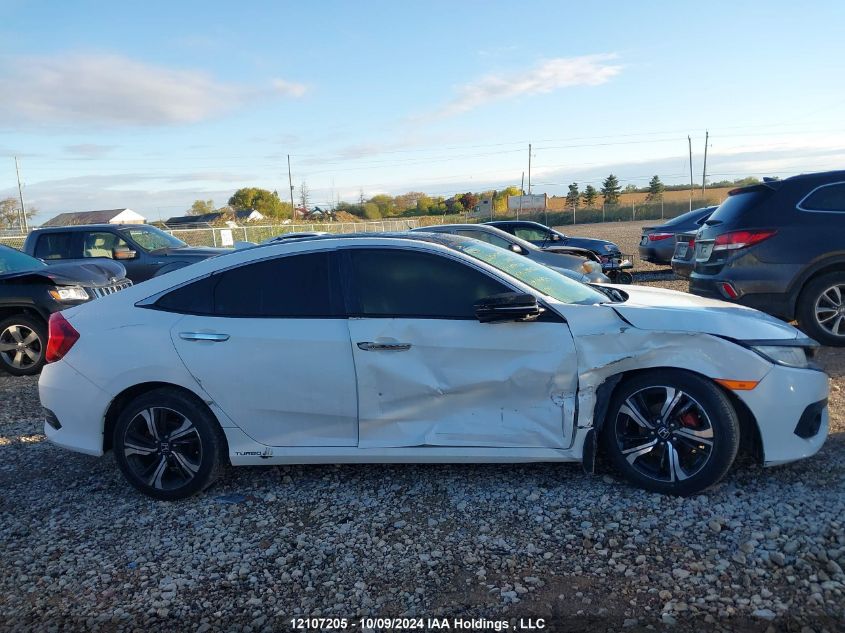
712,229,777,252
46,313,80,363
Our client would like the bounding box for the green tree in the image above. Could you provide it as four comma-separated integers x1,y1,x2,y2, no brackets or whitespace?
369,194,396,217
188,199,215,215
362,202,381,220
624,183,638,193
565,183,580,209
646,175,665,202
228,187,292,219
581,185,598,208
601,174,622,207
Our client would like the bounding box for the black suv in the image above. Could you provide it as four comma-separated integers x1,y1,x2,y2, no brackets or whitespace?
0,245,131,375
23,224,228,283
691,170,845,346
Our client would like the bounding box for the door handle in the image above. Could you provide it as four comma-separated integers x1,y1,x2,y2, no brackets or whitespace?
179,332,230,342
357,341,411,351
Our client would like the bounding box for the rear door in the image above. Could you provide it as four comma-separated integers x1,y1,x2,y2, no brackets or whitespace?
343,246,579,449
166,250,359,447
33,231,81,263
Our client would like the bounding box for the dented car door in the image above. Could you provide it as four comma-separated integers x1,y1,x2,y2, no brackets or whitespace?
344,247,579,449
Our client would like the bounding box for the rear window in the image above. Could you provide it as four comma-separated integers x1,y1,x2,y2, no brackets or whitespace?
706,190,770,226
661,207,710,228
34,233,75,259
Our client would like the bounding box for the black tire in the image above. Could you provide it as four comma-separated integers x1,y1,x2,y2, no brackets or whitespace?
617,271,634,285
796,271,845,347
113,388,227,500
601,370,739,495
0,314,47,376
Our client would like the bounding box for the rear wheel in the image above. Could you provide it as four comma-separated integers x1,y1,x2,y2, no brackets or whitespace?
602,370,739,495
0,315,47,376
797,272,845,347
113,388,227,500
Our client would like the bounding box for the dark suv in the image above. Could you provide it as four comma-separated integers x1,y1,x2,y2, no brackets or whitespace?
690,170,845,346
23,224,228,283
0,245,131,375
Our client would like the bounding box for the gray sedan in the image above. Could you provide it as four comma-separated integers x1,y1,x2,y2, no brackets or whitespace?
410,224,609,283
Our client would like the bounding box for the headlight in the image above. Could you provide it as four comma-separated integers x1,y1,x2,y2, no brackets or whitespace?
751,345,810,369
48,286,90,302
581,261,602,275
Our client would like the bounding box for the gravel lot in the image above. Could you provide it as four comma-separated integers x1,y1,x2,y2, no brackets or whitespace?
0,221,842,632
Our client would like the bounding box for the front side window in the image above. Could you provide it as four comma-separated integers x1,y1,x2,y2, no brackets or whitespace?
34,233,75,260
514,227,550,242
455,229,511,249
82,232,128,258
800,183,845,212
155,252,339,317
119,226,187,251
349,248,509,318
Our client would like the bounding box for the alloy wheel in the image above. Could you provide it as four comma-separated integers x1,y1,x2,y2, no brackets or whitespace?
122,407,203,491
614,386,714,483
0,324,43,370
814,283,845,339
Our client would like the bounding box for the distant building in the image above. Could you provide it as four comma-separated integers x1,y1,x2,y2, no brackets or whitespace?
41,208,146,227
164,209,264,228
471,198,495,218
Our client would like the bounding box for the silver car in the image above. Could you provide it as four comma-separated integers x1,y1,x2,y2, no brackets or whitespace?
410,223,609,283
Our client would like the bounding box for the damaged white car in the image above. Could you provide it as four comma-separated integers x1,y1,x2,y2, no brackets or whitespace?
39,234,829,499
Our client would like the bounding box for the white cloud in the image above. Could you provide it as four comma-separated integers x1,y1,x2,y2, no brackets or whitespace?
0,53,307,127
424,54,622,120
64,144,117,158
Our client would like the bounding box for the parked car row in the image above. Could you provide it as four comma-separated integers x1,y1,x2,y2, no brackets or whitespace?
664,170,845,347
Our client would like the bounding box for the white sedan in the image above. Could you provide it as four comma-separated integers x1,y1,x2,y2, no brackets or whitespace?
39,233,829,499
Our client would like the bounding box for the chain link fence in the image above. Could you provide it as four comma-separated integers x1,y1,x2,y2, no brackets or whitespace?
0,218,423,251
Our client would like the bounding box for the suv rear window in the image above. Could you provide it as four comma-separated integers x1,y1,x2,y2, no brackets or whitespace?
706,190,770,226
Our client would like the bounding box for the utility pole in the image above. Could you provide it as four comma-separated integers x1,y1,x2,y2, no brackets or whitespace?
687,136,694,213
287,154,296,221
14,157,28,233
527,144,532,194
702,130,709,197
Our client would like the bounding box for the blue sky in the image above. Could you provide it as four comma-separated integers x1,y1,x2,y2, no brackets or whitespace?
2,0,844,223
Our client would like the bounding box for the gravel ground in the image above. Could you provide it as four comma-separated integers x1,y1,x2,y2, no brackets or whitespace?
0,221,842,632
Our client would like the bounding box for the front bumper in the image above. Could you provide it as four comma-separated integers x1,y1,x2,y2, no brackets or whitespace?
40,360,110,457
733,363,829,466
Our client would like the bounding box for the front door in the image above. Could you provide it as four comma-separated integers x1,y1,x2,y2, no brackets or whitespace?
344,247,579,449
168,250,358,447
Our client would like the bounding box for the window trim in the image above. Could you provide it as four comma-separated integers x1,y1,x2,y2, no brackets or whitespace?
138,248,344,318
796,180,845,214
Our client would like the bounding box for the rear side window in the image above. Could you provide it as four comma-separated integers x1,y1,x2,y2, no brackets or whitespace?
799,183,845,212
349,248,509,318
155,252,340,317
34,233,75,260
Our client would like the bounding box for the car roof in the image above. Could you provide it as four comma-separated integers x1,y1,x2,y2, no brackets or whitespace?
32,223,149,231
409,223,536,248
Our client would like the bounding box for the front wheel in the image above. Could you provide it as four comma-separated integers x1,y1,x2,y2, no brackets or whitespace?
113,388,227,500
0,315,47,376
602,370,739,495
796,272,845,347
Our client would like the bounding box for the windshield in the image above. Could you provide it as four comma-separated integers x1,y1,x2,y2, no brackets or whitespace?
0,246,47,274
442,235,607,305
119,226,187,251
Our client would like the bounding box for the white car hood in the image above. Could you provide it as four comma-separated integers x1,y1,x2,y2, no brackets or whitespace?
611,285,801,341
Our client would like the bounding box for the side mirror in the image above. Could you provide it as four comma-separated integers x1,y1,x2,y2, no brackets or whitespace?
113,246,137,260
508,244,525,255
550,233,561,241
474,292,543,323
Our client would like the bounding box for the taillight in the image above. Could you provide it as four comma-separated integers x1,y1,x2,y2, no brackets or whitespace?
648,232,673,241
712,230,777,252
687,238,695,249
46,313,80,363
